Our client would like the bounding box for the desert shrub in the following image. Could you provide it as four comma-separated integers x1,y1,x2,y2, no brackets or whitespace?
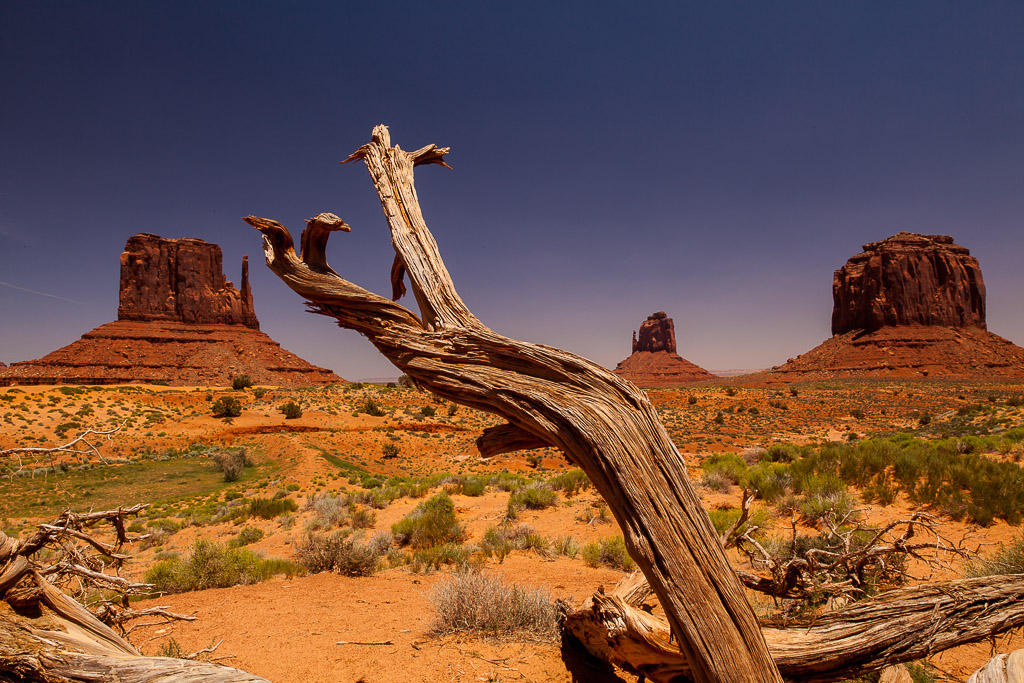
707,507,770,539
724,387,737,397
350,507,377,529
918,413,932,426
211,396,242,418
412,543,476,573
850,409,865,420
965,533,1024,577
429,570,558,641
359,399,385,417
279,401,302,419
297,530,389,576
480,526,515,563
747,462,793,503
581,536,636,571
228,526,264,548
447,475,487,497
253,387,267,399
391,492,464,549
700,453,747,486
144,539,298,593
747,406,760,415
489,472,528,492
249,497,298,519
447,403,458,416
420,406,436,417
553,535,580,559
799,489,858,525
210,447,252,482
713,412,725,425
398,374,414,388
548,469,590,497
305,492,348,529
701,469,734,493
508,483,558,511
232,375,253,391
382,443,400,459
687,395,698,405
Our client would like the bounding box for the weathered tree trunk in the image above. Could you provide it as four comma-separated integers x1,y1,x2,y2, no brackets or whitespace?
563,572,1024,682
244,125,784,682
967,648,1024,683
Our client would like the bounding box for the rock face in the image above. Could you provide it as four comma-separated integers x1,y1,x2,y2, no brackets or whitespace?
615,312,714,386
0,234,342,387
756,232,1024,383
119,234,260,329
832,232,986,334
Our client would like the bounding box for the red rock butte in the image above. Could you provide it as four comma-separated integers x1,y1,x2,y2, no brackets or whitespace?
0,234,343,387
613,312,715,386
758,232,1024,383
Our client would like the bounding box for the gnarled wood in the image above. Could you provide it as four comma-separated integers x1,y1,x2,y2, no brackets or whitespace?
967,648,1024,683
245,124,783,682
563,573,1024,682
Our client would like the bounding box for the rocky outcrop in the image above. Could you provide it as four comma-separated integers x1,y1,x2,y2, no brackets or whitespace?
754,232,1024,384
832,232,985,334
0,234,342,387
118,234,259,329
615,312,714,386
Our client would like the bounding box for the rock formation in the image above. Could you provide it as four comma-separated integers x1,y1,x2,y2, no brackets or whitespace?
0,234,342,387
757,232,1024,383
614,312,715,386
831,232,985,334
118,234,260,328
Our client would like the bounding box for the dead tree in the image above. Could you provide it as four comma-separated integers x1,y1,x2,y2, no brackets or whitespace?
246,125,1024,681
245,125,783,682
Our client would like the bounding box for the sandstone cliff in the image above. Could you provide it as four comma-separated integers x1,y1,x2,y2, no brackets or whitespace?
615,312,714,386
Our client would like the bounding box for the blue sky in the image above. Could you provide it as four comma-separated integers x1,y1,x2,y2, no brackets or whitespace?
2,2,1023,379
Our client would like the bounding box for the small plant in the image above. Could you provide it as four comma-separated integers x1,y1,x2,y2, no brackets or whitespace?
447,403,458,417
157,638,186,658
724,387,737,397
509,483,559,511
232,375,253,391
211,396,242,418
382,442,400,459
249,497,298,519
359,399,385,417
398,374,414,388
391,492,465,549
279,401,302,419
420,406,436,417
713,412,725,425
210,448,252,483
581,536,636,571
850,409,865,420
429,569,559,641
918,413,932,426
789,388,799,397
296,530,389,576
965,532,1024,577
687,395,698,405
228,526,265,548
253,387,267,399
144,539,299,593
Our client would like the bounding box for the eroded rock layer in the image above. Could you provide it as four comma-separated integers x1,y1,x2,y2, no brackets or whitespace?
615,312,714,386
0,322,340,386
0,234,342,387
832,232,985,334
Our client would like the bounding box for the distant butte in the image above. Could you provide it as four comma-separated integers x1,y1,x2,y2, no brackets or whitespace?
758,232,1024,383
0,234,342,387
613,312,715,386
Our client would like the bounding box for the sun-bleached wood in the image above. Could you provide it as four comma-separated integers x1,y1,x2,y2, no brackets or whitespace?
244,124,783,682
563,572,1024,682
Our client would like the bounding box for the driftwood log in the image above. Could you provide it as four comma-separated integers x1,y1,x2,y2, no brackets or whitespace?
245,125,783,682
0,497,266,681
564,572,1024,682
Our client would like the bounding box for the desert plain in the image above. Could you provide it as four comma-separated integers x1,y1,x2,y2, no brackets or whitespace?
2,378,1023,682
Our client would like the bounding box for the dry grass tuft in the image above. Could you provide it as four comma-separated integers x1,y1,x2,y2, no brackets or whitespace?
429,569,559,641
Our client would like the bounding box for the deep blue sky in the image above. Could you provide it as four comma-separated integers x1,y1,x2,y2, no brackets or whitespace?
2,2,1023,379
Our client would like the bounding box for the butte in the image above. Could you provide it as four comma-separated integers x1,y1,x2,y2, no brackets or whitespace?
613,311,715,386
0,234,342,387
761,232,1024,383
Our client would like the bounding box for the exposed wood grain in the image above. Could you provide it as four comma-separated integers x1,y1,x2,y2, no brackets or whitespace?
563,573,1024,682
244,124,784,682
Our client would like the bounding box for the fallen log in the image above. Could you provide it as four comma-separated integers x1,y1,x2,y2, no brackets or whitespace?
564,573,1024,682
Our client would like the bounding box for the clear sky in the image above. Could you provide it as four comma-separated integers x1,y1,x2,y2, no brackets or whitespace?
2,2,1023,379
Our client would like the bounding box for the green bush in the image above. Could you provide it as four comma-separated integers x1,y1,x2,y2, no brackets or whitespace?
228,526,264,548
249,497,298,519
581,536,636,571
420,406,436,417
360,399,385,417
144,539,299,593
280,401,302,419
412,543,476,573
296,531,389,576
210,448,251,482
707,507,770,539
548,469,590,497
391,492,465,549
211,396,242,418
381,442,400,459
508,483,558,511
232,375,253,391
429,570,558,641
965,532,1024,577
700,453,748,485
